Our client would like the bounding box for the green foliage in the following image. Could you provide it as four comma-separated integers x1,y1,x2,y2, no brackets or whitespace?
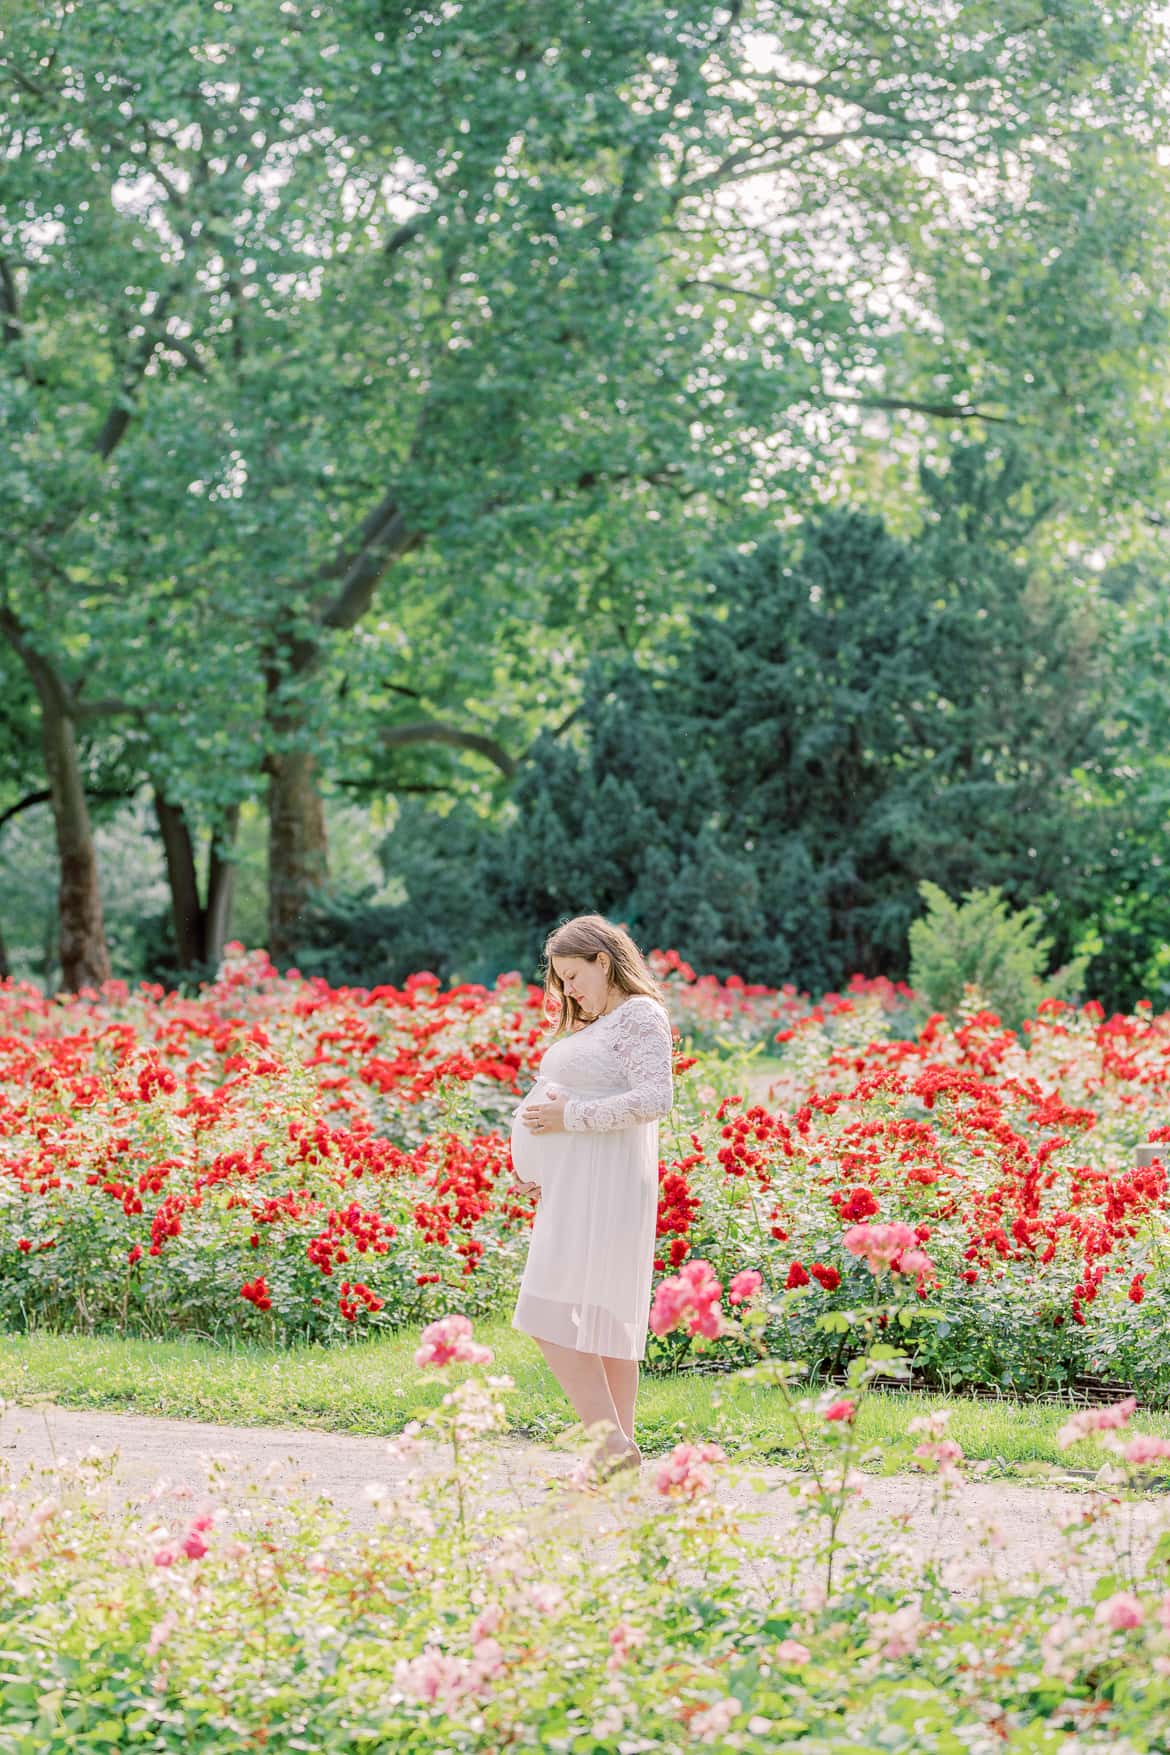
481,663,775,979
4,0,1169,973
294,798,528,989
1058,555,1170,1010
469,464,1128,994
908,881,1089,1028
290,446,1170,1010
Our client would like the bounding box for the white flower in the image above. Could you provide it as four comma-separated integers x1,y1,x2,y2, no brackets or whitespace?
386,1424,422,1460
591,1705,624,1737
692,1696,740,1742
907,1409,952,1440
868,1601,924,1660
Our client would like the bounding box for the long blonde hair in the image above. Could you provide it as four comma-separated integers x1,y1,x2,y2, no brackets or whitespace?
541,914,668,1034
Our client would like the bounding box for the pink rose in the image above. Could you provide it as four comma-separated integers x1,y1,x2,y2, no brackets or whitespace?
842,1222,934,1280
146,1611,177,1656
775,1638,811,1665
414,1313,494,1369
728,1269,763,1305
650,1259,727,1339
913,1437,964,1476
471,1604,504,1641
1057,1396,1138,1449
607,1620,647,1671
1122,1434,1170,1466
1095,1592,1145,1631
691,1697,740,1742
869,1602,924,1659
655,1439,727,1500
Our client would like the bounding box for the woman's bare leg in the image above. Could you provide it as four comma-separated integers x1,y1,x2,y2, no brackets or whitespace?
601,1356,640,1448
535,1338,636,1461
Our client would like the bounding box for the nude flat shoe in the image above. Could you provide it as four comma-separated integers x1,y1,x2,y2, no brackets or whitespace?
596,1444,642,1484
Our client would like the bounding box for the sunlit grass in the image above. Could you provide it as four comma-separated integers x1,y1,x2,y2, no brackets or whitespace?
5,1322,1169,1478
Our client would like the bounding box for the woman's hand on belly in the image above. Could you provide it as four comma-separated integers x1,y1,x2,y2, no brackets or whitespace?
520,1085,568,1135
509,1085,552,1192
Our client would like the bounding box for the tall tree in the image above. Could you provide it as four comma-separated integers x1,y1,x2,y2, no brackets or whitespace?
2,0,1166,979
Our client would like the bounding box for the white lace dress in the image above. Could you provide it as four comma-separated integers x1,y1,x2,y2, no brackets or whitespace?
509,994,675,1360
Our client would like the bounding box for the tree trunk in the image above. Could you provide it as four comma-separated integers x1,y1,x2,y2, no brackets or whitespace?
41,693,111,990
0,612,112,991
153,793,240,969
205,804,239,966
0,914,9,982
267,742,328,968
154,792,203,967
262,489,423,967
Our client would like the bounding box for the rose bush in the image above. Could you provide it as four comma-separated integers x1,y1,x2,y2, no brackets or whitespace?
2,945,1168,1398
4,1286,1170,1752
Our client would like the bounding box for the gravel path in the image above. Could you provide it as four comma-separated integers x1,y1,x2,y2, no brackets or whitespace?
3,1401,1163,1591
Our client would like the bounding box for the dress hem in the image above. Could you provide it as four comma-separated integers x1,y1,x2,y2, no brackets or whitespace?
512,1294,647,1362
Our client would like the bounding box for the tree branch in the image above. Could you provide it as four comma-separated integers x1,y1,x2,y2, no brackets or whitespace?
610,3,745,244
319,504,423,632
0,604,71,714
0,54,50,100
824,391,1016,425
370,700,584,791
0,604,147,725
0,784,135,833
384,213,431,257
93,304,171,460
72,695,145,723
548,705,583,741
0,789,51,833
378,719,516,777
683,126,874,195
0,255,21,348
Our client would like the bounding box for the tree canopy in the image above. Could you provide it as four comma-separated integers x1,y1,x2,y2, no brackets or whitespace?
2,1,1168,989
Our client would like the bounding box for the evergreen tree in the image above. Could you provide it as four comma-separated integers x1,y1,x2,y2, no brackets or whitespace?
481,453,1119,990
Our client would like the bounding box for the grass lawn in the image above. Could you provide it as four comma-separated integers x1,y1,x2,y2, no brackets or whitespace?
4,1321,1167,1481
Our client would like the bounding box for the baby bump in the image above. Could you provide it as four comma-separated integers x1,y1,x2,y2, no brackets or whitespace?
509,1079,551,1184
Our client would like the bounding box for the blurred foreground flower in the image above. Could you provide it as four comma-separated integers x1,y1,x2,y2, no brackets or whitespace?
655,1439,727,1500
649,1258,726,1338
1057,1395,1137,1449
414,1313,493,1369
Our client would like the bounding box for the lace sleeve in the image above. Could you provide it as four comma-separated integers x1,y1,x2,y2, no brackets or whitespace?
562,997,675,1132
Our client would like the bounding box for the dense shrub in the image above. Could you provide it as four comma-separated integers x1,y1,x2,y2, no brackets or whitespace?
466,454,1122,993
908,880,1089,1030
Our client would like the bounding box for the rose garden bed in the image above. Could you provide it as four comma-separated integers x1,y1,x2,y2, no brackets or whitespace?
1,945,1168,1400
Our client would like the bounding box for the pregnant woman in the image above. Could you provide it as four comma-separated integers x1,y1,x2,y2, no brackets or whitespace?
509,913,675,1478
